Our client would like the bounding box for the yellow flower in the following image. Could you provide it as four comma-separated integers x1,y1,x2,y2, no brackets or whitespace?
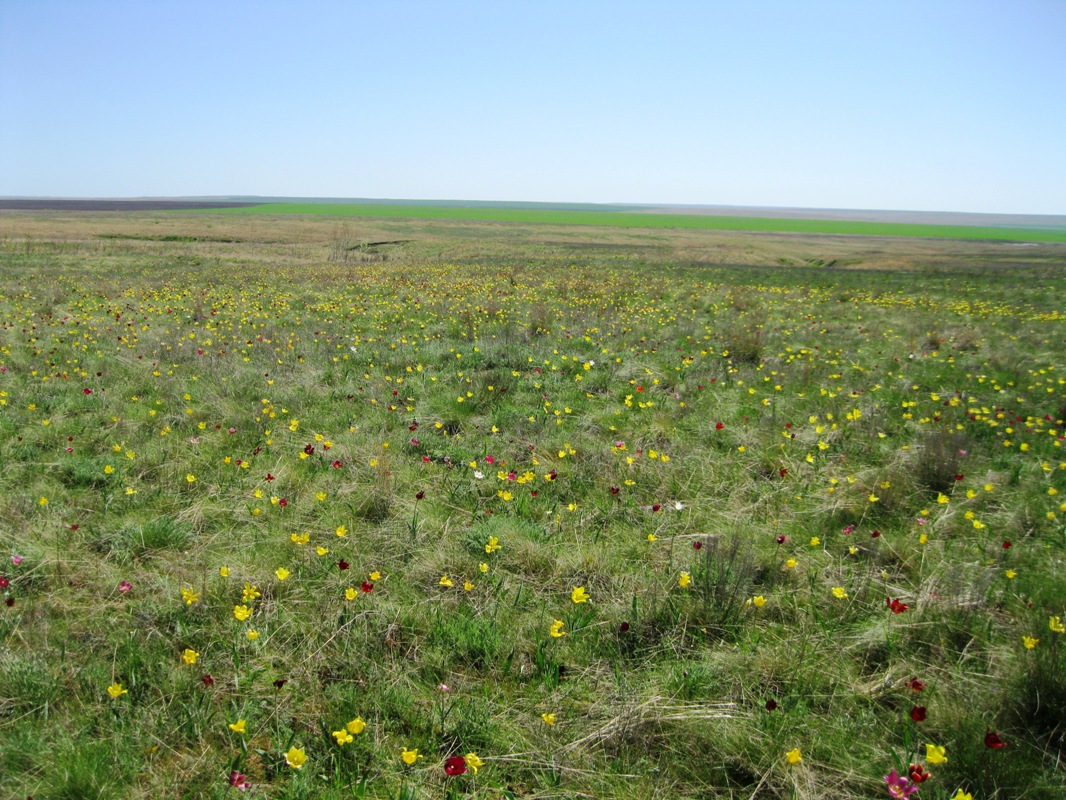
219,566,230,577
291,532,310,545
1050,616,1066,634
463,581,474,592
925,743,947,764
181,648,199,665
333,728,353,745
401,747,422,765
335,525,348,538
106,682,128,699
485,536,501,554
347,717,366,735
647,533,658,542
285,746,307,769
369,571,381,581
571,586,590,604
246,629,259,641
785,748,802,765
439,575,454,587
1005,569,1017,579
38,496,48,506
478,562,489,573
275,567,290,581
344,587,357,601
186,474,196,483
233,604,251,621
541,712,556,725
1022,636,1039,649
751,595,766,608
949,790,972,800
316,546,329,556
550,620,566,638
228,719,247,734
785,558,797,569
809,537,820,546
832,587,848,599
180,586,199,605
465,752,485,774
679,572,691,588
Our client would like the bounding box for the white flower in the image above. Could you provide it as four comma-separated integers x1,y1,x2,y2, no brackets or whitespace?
674,501,685,511
473,471,484,479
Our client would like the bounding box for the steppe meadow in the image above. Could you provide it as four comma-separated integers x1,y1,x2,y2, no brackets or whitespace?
0,209,1064,799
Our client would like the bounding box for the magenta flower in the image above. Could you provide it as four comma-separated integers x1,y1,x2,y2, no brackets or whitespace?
884,770,918,799
118,581,132,594
10,556,22,566
228,770,250,791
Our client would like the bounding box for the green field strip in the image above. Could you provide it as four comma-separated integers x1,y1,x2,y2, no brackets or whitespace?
203,203,1066,243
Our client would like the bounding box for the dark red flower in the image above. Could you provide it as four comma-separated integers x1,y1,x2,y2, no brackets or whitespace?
652,504,661,512
908,764,931,784
871,529,881,538
765,699,778,711
303,443,315,455
337,560,350,571
715,421,724,430
1002,540,1012,550
887,597,908,614
229,770,250,790
415,490,425,501
264,473,275,482
693,541,703,550
444,755,467,776
907,677,925,692
985,730,1008,749
619,621,631,633
273,679,288,690
361,581,374,593
910,705,927,723
0,576,8,589
4,597,13,607
83,388,93,395
609,486,620,495
331,460,343,468
201,674,215,686
775,535,787,544
780,468,789,478
278,498,288,508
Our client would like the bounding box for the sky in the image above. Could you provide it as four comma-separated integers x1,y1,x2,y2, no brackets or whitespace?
1,1,1064,214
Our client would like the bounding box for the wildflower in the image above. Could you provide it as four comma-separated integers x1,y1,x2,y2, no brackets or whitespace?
910,705,927,722
241,583,260,602
335,525,348,538
275,567,290,581
228,719,247,734
233,604,251,621
401,748,422,765
1022,635,1039,649
201,674,215,686
463,580,474,591
285,746,307,769
118,580,132,593
362,581,375,593
479,562,488,573
369,571,381,581
985,730,1007,749
186,474,196,483
785,558,797,569
751,595,766,608
679,572,691,588
541,712,556,725
228,771,251,791
485,536,501,554
571,586,590,604
10,555,22,566
347,717,366,735
1005,569,1017,579
1050,616,1066,634
908,764,931,784
810,537,820,546
907,677,925,692
884,769,918,799
333,728,353,745
106,682,128,698
344,587,357,601
887,598,908,614
925,743,947,764
246,629,259,641
832,587,848,599
550,619,566,638
181,648,199,665
949,791,973,800
180,586,199,605
444,755,468,776
316,546,329,556
785,748,802,764
439,575,454,587
219,566,230,577
465,752,485,774
647,533,657,542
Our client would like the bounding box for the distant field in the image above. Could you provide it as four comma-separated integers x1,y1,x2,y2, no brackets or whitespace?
208,202,1066,243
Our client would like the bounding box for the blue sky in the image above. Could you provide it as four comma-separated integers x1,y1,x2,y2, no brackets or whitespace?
1,1,1064,213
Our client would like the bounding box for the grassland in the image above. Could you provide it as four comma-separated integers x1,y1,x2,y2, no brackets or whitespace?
0,211,1065,799
205,203,1066,244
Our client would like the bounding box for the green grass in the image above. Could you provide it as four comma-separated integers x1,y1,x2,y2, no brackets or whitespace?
205,202,1066,242
0,216,1064,798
